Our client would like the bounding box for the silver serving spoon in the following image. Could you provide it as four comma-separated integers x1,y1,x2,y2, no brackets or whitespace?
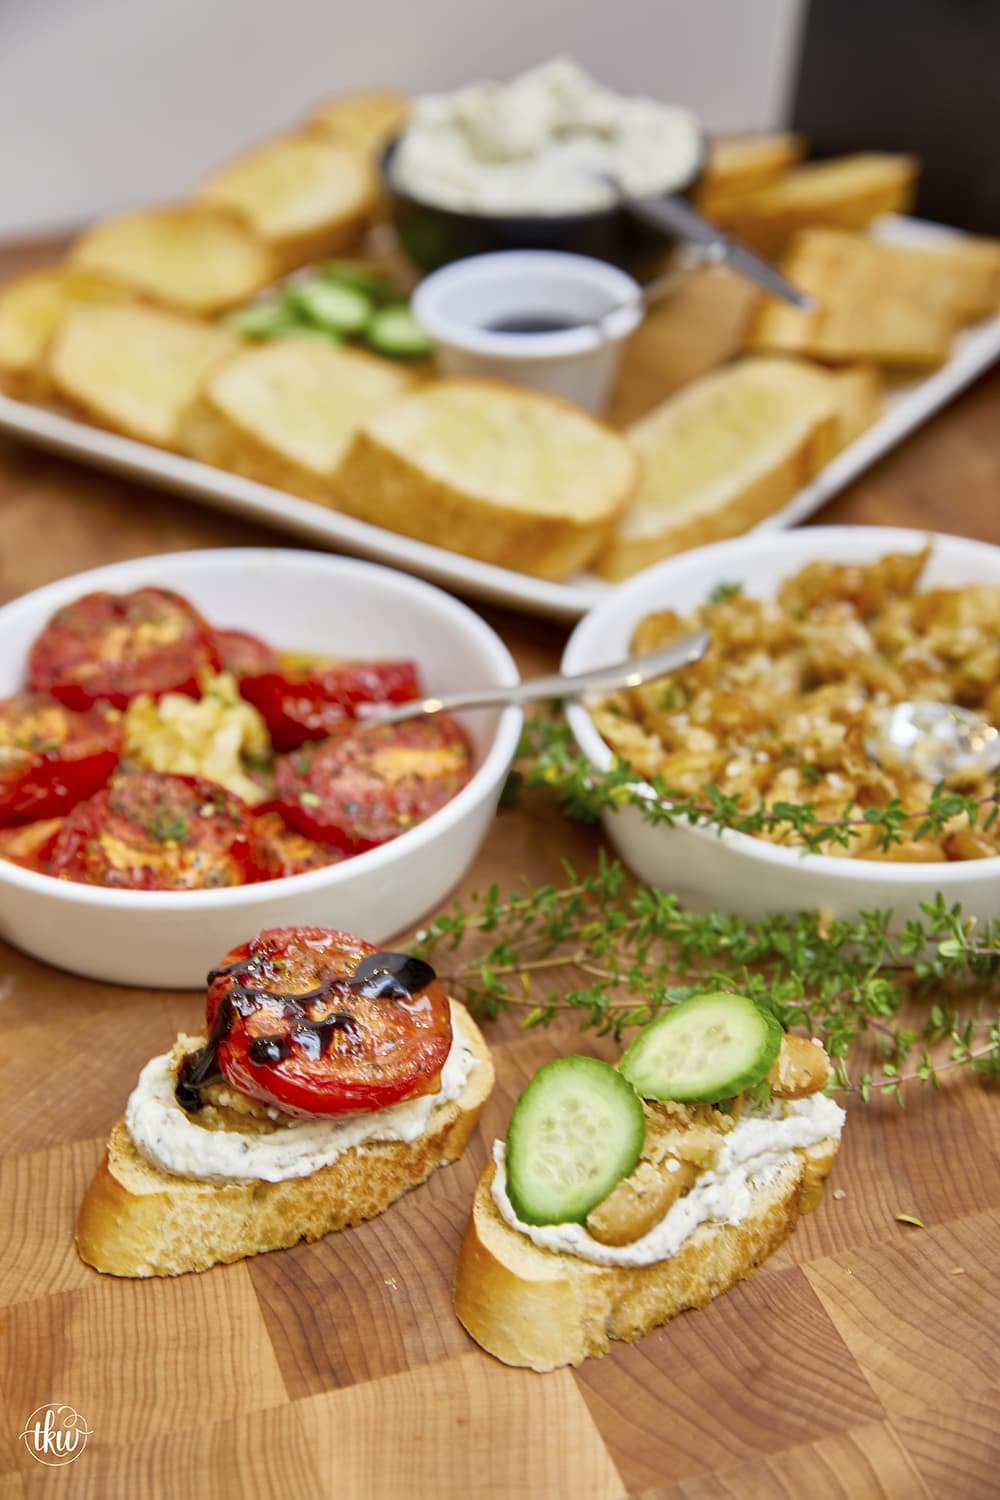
865,701,1000,781
357,629,710,726
583,167,813,309
499,168,813,346
618,188,813,309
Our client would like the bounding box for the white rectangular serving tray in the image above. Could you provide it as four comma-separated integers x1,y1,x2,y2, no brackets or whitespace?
2,216,998,622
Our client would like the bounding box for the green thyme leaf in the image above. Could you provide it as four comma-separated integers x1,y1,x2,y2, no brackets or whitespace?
415,851,999,1106
150,816,187,841
511,717,1000,859
708,581,744,604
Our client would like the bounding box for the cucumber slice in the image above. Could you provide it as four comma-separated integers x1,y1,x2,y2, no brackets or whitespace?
285,280,373,335
620,992,782,1103
221,301,299,339
505,1056,645,1226
321,262,402,305
365,305,433,359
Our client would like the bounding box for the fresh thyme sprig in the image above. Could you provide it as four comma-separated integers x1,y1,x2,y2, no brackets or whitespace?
514,717,1000,856
417,853,1000,1104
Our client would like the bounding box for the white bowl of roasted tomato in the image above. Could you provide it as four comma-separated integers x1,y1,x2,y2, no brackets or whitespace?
0,548,521,987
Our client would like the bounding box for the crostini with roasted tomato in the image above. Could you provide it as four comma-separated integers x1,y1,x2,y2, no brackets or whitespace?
76,925,495,1277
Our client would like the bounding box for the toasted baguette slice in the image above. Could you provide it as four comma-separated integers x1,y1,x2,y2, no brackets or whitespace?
71,204,277,316
695,132,807,211
889,231,1000,321
747,359,883,450
308,89,409,157
198,132,375,273
764,225,1000,328
77,1000,493,1278
454,1138,837,1371
827,363,884,446
47,304,237,449
707,153,918,256
726,359,883,450
334,378,638,580
0,266,136,401
596,357,842,581
179,337,416,502
745,229,962,369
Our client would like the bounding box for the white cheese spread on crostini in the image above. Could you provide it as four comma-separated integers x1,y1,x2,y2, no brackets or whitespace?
490,1091,845,1267
125,1001,478,1183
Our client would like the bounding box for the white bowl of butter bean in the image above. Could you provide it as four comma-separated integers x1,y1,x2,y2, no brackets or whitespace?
563,526,1000,925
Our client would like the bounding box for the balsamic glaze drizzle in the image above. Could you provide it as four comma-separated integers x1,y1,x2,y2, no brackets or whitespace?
351,950,436,999
175,949,437,1113
245,1034,293,1067
175,997,232,1113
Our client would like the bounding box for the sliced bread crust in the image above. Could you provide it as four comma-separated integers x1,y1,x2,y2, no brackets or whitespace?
77,1000,493,1278
745,227,999,370
70,203,277,317
595,357,842,581
333,378,639,580
178,337,417,502
47,303,238,450
0,266,135,402
694,132,807,211
454,1139,838,1371
306,89,410,159
197,132,375,273
705,153,918,256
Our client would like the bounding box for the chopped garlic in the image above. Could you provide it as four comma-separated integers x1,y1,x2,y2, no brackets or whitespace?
123,671,270,804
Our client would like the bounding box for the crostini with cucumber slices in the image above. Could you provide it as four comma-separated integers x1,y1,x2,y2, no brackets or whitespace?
453,991,843,1370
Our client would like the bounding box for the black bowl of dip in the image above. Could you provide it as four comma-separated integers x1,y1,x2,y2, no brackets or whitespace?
380,135,707,280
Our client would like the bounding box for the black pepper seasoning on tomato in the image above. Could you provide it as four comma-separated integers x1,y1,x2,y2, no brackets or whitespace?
49,769,260,890
273,716,472,852
27,587,220,709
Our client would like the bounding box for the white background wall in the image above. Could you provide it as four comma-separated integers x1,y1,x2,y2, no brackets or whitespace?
0,0,805,238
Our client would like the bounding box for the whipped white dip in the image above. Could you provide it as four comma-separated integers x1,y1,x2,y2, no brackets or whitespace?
491,1091,845,1267
126,1002,477,1183
391,57,702,216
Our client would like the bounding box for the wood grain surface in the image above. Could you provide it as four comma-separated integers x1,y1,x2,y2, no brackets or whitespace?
0,235,998,1500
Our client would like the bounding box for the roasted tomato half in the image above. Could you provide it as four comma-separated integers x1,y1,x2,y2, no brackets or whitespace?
251,809,346,879
201,927,453,1115
0,817,64,872
274,715,472,852
214,629,280,680
27,587,221,710
49,769,259,890
0,692,121,825
240,658,421,751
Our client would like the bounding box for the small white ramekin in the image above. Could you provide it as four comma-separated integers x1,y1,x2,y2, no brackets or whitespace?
563,527,1000,927
411,250,643,414
0,549,522,988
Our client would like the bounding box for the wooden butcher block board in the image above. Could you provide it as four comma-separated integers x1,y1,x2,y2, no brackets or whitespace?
0,231,998,1500
0,849,998,1499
